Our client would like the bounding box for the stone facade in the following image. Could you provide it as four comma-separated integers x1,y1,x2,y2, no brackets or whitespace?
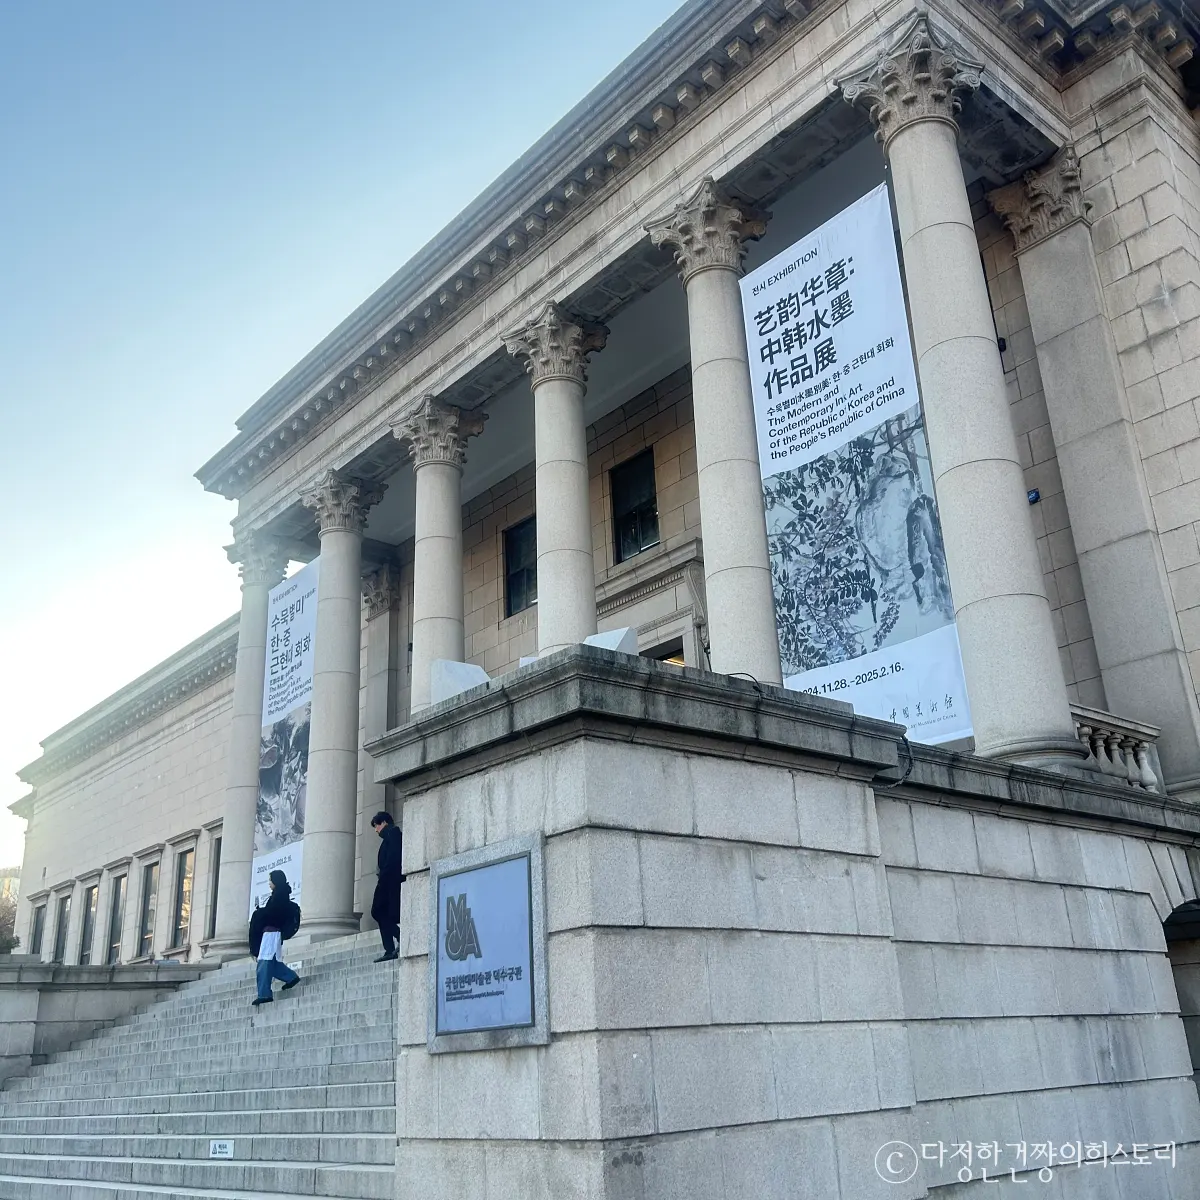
12,0,1200,1192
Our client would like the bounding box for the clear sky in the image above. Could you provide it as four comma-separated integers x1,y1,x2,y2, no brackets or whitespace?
0,0,685,867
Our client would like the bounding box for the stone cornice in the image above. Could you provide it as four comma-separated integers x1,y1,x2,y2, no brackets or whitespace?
195,0,1200,505
17,616,240,790
194,0,843,500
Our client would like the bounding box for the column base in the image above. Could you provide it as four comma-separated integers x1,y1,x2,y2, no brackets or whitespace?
980,733,1088,771
296,915,363,944
200,935,252,964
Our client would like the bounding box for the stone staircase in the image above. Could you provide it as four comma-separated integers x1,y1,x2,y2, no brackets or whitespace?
0,932,397,1199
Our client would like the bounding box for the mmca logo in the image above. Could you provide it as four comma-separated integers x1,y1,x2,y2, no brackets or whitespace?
444,893,482,961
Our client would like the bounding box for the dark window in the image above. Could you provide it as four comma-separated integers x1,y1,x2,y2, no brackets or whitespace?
106,875,127,965
78,885,98,965
29,904,46,956
172,848,194,949
51,893,71,963
611,450,659,564
206,837,222,941
137,862,159,959
504,516,538,617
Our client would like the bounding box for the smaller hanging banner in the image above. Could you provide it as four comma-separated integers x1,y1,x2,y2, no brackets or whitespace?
251,558,320,914
739,184,972,745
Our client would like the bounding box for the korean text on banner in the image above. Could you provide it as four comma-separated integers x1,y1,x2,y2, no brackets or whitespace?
739,184,972,745
251,558,319,914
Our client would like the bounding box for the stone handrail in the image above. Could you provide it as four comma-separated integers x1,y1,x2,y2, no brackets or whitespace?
1072,703,1163,793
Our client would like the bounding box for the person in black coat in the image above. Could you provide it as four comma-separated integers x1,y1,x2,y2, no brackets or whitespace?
370,811,404,963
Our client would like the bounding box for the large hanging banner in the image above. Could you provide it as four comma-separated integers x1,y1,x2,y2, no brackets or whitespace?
251,557,320,913
740,184,972,745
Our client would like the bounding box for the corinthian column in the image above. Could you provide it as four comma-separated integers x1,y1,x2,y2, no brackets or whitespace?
208,531,288,957
299,470,385,939
990,151,1200,790
391,396,487,710
840,17,1081,765
503,302,606,655
646,180,782,684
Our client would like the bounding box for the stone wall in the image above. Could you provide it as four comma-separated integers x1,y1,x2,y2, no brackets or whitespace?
18,678,232,965
1071,52,1200,717
372,649,1200,1199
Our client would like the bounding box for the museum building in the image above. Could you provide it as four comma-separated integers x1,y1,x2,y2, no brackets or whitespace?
11,0,1200,1193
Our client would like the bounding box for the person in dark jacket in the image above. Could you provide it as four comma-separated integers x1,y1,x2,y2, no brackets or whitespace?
370,811,404,963
248,870,301,1006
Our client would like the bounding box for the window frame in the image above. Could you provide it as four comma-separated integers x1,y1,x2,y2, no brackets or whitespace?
106,874,127,966
136,861,159,959
206,835,222,942
29,903,47,957
503,515,538,618
170,846,195,951
51,891,72,964
78,883,99,966
610,448,660,565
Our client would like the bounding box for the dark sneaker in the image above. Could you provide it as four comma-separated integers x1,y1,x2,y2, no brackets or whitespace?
251,997,273,1007
374,950,398,963
281,976,300,991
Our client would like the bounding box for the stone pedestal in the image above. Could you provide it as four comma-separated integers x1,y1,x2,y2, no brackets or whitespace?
841,17,1081,767
208,533,287,958
990,151,1200,796
504,303,607,656
300,470,385,941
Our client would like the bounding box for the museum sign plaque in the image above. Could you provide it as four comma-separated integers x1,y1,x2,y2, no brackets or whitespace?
427,832,548,1053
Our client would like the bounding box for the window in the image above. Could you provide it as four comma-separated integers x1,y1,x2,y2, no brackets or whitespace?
29,904,46,957
106,875,127,965
206,836,222,941
78,885,98,966
51,893,71,963
172,848,194,949
504,516,537,617
611,449,659,564
137,862,159,959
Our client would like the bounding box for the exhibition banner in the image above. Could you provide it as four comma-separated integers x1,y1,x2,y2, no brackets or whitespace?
740,184,972,744
251,557,320,913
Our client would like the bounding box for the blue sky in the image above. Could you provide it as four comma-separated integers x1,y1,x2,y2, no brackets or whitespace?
0,0,685,864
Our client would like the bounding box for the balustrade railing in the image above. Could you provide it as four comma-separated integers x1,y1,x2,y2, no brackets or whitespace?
1072,703,1164,793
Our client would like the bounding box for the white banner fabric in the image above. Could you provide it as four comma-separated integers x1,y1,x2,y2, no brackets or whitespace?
251,557,320,914
740,184,972,744
262,558,320,724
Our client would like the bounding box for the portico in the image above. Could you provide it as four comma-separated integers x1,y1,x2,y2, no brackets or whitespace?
187,2,1200,946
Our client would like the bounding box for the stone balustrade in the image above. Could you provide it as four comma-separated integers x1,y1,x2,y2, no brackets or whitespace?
1072,703,1164,792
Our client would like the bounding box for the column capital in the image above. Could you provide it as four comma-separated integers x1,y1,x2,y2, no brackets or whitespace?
361,563,401,620
300,469,386,536
502,301,608,387
645,177,766,284
225,530,288,589
390,395,488,469
839,15,982,152
987,146,1092,254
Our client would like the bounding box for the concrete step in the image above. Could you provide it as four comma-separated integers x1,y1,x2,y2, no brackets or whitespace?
0,1177,383,1200
0,1153,394,1197
0,1132,395,1165
0,1081,395,1119
0,1106,395,1137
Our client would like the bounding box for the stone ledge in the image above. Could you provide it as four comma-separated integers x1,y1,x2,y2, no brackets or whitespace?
369,647,1200,845
367,646,900,787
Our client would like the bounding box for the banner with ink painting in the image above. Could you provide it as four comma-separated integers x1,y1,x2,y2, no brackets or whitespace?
251,557,319,914
739,184,972,744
